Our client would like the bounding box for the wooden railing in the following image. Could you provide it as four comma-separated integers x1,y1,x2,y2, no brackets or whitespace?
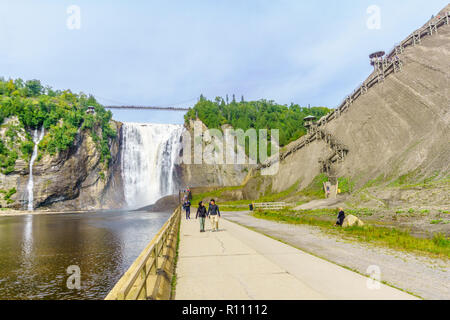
105,207,181,300
253,202,286,210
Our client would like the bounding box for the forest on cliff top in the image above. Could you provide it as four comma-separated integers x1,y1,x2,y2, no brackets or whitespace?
185,95,331,147
0,78,116,174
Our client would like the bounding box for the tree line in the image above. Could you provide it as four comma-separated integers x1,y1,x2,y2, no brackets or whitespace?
184,95,331,147
0,78,116,174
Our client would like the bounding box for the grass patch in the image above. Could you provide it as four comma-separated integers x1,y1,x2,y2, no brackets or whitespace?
361,174,386,189
192,180,301,208
253,210,450,259
337,177,355,194
220,205,250,212
296,174,328,199
0,187,16,204
191,186,243,205
389,172,449,190
258,180,300,202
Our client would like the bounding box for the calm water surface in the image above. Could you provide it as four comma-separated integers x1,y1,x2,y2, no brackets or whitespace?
0,210,170,300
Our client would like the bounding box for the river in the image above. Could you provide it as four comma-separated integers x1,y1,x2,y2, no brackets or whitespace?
0,210,171,300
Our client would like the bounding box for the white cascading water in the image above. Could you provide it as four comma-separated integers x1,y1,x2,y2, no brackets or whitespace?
27,126,45,211
121,123,183,209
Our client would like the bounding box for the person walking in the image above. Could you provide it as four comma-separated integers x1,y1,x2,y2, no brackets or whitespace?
184,199,191,220
196,201,207,232
207,199,221,232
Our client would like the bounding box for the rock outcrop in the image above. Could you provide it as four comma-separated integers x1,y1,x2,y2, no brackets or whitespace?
176,120,254,189
1,120,125,210
342,215,365,228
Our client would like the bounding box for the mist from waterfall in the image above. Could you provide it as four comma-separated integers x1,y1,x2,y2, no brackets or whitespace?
121,123,183,209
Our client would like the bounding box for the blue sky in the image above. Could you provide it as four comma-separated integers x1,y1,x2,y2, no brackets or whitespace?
0,0,448,124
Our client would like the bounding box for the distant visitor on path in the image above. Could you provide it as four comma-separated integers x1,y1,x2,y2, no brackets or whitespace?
196,201,207,232
208,199,221,232
335,208,345,227
188,189,192,202
183,199,191,220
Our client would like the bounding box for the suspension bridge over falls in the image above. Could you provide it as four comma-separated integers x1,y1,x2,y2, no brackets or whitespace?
104,105,191,111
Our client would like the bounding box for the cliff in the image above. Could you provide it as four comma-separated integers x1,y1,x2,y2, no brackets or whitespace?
0,119,125,210
175,120,253,189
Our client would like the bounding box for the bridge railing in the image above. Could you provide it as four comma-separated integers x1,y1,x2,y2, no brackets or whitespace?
105,207,181,300
104,105,190,111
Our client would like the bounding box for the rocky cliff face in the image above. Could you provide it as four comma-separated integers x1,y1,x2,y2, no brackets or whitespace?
244,7,450,208
175,120,253,189
0,120,125,211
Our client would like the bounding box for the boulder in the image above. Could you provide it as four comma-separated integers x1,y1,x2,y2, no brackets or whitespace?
342,214,365,227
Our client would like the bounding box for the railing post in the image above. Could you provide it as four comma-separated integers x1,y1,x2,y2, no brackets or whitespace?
141,265,147,299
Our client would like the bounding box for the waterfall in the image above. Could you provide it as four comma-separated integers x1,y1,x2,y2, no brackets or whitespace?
121,123,183,209
27,126,45,211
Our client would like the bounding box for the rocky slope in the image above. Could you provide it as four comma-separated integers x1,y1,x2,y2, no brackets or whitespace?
243,7,450,209
175,119,254,189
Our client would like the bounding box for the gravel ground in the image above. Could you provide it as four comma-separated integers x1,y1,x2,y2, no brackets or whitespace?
223,211,450,300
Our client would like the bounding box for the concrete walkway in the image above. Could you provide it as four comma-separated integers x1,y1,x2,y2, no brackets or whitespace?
175,215,417,300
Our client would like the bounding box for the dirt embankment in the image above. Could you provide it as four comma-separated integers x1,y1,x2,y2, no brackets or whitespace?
243,8,450,212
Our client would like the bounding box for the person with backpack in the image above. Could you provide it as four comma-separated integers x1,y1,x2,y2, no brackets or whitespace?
207,199,221,232
196,201,207,232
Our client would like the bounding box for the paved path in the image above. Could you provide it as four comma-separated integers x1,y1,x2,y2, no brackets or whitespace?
224,211,449,300
175,215,417,300
294,198,344,210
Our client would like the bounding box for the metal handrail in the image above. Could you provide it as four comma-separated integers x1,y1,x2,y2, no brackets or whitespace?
105,206,181,300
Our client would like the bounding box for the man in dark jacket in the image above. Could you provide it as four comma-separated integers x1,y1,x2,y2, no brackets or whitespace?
208,199,221,232
196,201,207,232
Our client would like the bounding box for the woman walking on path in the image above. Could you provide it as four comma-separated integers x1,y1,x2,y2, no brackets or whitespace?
196,201,207,232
